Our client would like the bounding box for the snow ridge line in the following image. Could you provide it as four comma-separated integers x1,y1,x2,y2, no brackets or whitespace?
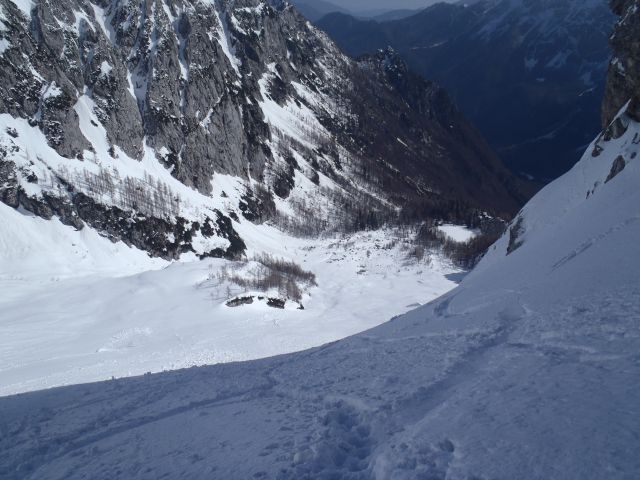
552,215,640,270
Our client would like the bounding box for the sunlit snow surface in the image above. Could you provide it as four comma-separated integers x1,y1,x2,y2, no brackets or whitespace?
0,205,462,396
1,114,639,478
437,224,478,242
0,0,462,400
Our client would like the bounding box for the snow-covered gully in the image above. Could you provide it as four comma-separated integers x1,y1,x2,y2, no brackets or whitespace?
1,116,639,478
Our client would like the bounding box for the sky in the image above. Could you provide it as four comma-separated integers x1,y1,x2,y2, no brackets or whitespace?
328,0,454,12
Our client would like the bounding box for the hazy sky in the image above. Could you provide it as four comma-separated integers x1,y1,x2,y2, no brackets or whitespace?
332,0,454,11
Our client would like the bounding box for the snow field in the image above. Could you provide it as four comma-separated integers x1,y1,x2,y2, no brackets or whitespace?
437,224,478,243
0,217,463,396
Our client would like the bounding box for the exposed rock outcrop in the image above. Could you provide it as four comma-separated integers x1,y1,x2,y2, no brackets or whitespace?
603,0,640,125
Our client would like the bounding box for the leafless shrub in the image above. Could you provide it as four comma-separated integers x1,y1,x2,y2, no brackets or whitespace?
407,244,426,262
443,231,502,269
254,253,317,286
57,166,182,219
213,255,316,303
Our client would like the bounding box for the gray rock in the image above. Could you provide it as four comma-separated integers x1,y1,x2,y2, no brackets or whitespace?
603,0,640,126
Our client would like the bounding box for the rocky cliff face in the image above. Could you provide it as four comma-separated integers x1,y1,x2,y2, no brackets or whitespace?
603,0,640,126
0,0,524,259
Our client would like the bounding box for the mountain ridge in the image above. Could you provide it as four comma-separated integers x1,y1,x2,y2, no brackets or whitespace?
317,0,616,181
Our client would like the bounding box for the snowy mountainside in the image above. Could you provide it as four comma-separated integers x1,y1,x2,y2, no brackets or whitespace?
473,104,640,282
0,213,466,396
0,0,524,262
0,0,516,397
0,199,167,283
1,2,640,476
0,97,638,479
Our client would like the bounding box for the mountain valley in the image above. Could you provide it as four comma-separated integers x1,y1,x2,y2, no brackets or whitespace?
0,0,639,478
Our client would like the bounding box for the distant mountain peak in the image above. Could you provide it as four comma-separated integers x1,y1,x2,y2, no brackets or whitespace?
317,0,616,181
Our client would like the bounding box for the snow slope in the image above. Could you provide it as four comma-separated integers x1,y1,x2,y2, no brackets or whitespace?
0,219,462,396
0,202,166,283
437,224,477,242
0,108,638,479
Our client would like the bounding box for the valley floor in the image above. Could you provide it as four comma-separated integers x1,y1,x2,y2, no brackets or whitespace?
0,202,464,396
